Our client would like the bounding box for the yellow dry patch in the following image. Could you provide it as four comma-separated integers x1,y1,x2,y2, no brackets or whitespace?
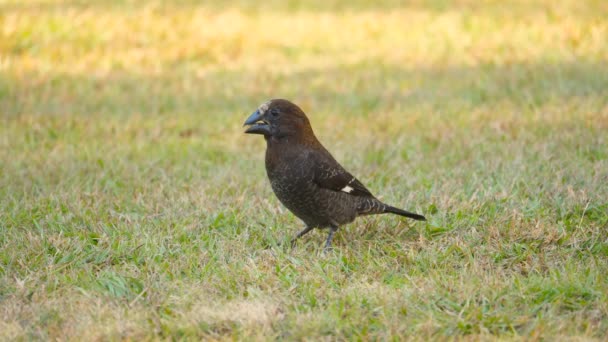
189,300,281,327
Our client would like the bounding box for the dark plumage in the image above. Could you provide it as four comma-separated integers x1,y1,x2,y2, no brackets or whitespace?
244,99,426,249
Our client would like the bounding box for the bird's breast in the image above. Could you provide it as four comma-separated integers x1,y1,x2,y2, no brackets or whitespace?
265,150,318,214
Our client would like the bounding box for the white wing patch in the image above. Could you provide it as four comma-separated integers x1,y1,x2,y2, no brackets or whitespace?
341,185,354,193
340,177,357,193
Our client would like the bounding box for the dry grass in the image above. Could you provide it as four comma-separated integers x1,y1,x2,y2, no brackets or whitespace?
1,0,608,340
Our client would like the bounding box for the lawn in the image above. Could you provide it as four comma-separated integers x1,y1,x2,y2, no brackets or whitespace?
1,0,607,339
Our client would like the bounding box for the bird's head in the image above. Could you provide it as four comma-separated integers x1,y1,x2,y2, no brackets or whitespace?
243,99,314,141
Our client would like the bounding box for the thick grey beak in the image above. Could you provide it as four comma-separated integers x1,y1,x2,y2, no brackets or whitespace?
243,110,271,135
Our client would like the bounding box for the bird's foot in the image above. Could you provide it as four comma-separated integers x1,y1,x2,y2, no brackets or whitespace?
323,226,338,251
323,245,335,253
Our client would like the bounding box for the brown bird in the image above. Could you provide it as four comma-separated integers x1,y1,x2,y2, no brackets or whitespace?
244,99,426,249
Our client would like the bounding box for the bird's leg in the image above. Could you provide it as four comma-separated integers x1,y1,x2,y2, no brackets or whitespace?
290,225,314,247
324,226,338,251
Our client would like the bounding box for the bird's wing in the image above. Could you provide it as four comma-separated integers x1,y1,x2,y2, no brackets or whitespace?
312,153,374,197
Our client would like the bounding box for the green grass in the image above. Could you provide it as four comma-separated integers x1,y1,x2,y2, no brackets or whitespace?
1,0,608,340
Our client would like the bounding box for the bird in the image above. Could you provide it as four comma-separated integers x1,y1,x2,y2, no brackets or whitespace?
243,99,426,250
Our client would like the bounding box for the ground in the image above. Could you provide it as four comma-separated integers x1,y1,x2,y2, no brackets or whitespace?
1,0,607,340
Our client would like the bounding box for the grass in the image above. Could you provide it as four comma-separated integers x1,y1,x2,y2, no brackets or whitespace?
1,0,607,339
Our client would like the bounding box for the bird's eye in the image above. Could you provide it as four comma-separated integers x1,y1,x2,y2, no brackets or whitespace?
270,109,279,117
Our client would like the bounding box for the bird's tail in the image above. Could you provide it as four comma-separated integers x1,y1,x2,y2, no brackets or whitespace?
383,205,426,221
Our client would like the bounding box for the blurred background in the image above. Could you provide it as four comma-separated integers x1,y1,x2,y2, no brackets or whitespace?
1,0,607,339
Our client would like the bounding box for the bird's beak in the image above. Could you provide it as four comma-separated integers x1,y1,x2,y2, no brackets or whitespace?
243,110,271,135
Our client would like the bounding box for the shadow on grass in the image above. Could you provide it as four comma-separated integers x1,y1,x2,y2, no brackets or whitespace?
2,59,607,121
